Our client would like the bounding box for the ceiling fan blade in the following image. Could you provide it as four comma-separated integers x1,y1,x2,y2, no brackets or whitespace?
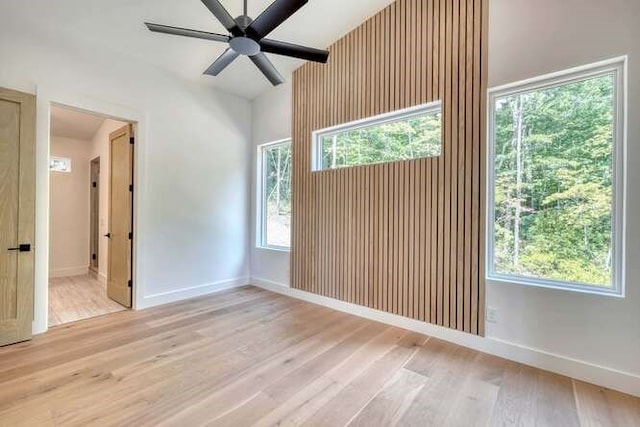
246,0,308,40
145,23,230,43
250,53,285,86
260,39,329,63
201,0,243,36
204,48,240,76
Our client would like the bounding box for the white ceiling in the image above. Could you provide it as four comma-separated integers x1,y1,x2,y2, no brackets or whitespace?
50,106,105,140
3,0,395,99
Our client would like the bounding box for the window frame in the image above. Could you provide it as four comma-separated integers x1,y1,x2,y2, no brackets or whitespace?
486,56,627,297
256,138,292,252
311,101,443,171
49,156,72,173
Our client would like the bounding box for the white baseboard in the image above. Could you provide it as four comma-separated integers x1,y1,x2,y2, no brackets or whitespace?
251,277,640,397
49,266,89,278
88,270,107,284
139,276,250,310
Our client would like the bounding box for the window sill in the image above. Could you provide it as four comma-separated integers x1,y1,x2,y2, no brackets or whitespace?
486,275,624,299
256,246,291,254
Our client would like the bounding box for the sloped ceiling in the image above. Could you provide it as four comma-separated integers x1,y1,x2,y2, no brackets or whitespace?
1,0,395,99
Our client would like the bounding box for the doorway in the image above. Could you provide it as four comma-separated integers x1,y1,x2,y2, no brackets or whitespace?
90,157,100,274
48,105,135,326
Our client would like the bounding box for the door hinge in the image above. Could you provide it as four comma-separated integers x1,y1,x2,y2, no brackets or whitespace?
92,253,97,260
92,182,97,188
128,232,133,240
129,137,135,145
129,184,133,192
128,280,133,288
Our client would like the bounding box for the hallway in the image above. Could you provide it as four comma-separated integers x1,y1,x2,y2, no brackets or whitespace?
49,275,126,326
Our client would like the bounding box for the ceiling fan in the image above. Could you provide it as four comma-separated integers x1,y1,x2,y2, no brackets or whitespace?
145,0,330,86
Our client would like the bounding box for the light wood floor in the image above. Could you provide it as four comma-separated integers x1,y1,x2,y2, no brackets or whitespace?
48,274,126,326
2,286,638,426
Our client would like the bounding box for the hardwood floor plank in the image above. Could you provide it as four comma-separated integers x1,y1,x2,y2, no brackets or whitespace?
575,381,640,427
250,377,341,427
398,340,478,425
575,381,619,427
303,334,425,426
247,328,418,427
208,322,388,426
490,362,538,426
261,323,386,402
441,353,505,426
535,371,581,426
348,368,427,427
242,325,390,420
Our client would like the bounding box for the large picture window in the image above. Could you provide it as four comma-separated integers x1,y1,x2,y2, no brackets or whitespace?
258,139,292,250
487,58,626,295
312,102,442,171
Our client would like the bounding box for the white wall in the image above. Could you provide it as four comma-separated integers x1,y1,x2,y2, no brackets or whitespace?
250,83,293,286
0,19,252,331
88,119,128,281
249,0,640,390
486,0,640,378
49,137,91,277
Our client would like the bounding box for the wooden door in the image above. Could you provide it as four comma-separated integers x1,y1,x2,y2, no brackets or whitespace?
0,88,36,346
107,125,133,308
89,158,100,273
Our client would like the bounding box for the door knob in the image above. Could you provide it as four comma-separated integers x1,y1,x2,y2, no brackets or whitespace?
7,244,31,252
104,233,111,238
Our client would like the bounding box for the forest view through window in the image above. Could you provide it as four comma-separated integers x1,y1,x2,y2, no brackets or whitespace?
260,140,292,249
489,61,624,292
314,102,442,171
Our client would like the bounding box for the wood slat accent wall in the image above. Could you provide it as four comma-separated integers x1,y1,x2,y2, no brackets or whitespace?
291,0,488,335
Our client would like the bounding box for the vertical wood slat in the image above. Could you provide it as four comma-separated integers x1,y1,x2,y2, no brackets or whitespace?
471,0,481,335
478,0,489,336
291,0,487,336
457,0,467,332
424,0,434,325
437,0,446,327
464,0,475,333
430,0,440,326
450,0,460,329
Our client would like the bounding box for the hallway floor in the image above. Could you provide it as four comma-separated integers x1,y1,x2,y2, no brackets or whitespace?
48,274,126,326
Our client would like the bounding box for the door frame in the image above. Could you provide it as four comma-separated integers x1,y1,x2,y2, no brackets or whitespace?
34,86,148,334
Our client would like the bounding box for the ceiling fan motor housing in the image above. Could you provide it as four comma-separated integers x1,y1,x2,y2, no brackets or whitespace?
230,36,261,56
229,16,261,57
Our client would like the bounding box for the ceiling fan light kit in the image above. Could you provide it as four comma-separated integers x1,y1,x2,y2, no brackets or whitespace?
145,0,330,86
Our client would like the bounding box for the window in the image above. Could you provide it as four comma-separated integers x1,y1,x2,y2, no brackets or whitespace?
487,57,626,295
258,139,292,250
49,156,72,173
312,102,442,171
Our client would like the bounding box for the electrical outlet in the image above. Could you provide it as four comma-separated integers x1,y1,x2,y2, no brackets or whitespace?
486,307,498,323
